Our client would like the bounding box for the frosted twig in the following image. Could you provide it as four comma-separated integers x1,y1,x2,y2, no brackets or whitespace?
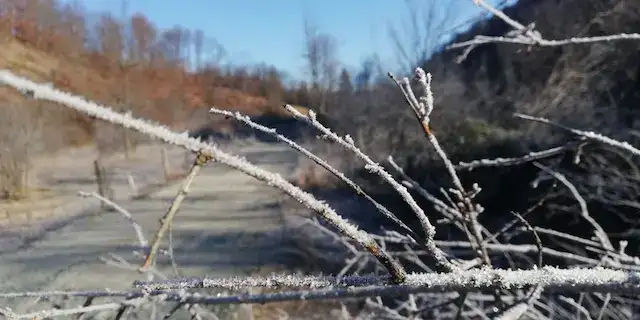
77,191,148,248
447,33,640,51
390,69,490,268
511,211,543,268
515,114,640,157
531,227,640,266
302,217,359,254
455,144,573,170
533,227,604,251
129,267,640,295
209,107,414,236
388,71,465,193
2,267,633,303
99,254,167,279
448,29,640,49
448,0,640,56
4,298,145,320
387,156,467,227
419,241,617,267
558,296,593,320
0,69,405,283
534,162,614,251
470,0,538,38
495,286,543,320
140,151,212,271
387,156,484,258
285,104,455,273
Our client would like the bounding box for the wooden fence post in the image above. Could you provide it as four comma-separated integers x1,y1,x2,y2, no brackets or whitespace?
122,127,132,160
161,146,170,181
94,159,113,210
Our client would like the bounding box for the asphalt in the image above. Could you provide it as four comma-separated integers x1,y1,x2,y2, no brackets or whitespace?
0,140,302,315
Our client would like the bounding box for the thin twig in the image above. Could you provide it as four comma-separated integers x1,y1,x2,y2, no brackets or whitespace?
285,104,455,273
448,0,640,55
209,107,414,236
389,69,491,268
517,113,640,157
5,299,145,320
78,191,148,248
140,151,212,271
534,162,614,251
511,211,543,269
455,144,573,171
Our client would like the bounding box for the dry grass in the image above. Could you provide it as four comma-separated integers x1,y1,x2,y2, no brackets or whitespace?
0,103,43,200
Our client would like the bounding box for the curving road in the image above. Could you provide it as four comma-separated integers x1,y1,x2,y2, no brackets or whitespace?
0,140,301,314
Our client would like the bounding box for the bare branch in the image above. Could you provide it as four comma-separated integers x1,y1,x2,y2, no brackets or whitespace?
3,299,145,320
140,151,212,271
389,69,490,268
516,113,640,157
448,0,640,57
8,267,638,301
209,107,414,236
78,191,148,248
0,69,406,283
455,144,573,171
285,104,456,273
534,162,614,251
128,267,640,295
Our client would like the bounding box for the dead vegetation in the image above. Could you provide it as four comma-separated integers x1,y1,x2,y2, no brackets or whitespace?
0,103,43,200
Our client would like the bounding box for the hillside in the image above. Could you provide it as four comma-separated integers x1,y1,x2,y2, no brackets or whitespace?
0,36,306,147
429,0,640,132
299,0,640,258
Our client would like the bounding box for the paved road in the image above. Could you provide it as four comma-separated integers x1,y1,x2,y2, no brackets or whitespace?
0,141,301,314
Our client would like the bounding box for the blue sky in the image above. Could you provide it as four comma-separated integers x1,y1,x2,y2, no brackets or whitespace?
69,0,517,80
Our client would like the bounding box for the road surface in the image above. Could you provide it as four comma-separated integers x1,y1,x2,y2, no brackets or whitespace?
0,140,302,315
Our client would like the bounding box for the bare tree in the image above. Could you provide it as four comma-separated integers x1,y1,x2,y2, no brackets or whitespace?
129,13,157,64
302,20,340,114
388,0,463,71
193,28,204,71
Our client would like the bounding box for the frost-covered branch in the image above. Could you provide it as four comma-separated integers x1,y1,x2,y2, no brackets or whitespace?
3,268,640,307
77,191,148,248
534,163,614,252
132,266,640,293
140,151,212,271
455,144,574,171
0,299,145,320
516,113,640,157
0,69,406,283
389,69,490,268
448,0,640,60
285,104,455,273
208,107,414,236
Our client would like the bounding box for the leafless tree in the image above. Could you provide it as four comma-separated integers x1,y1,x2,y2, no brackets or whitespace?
388,0,464,71
302,20,340,114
